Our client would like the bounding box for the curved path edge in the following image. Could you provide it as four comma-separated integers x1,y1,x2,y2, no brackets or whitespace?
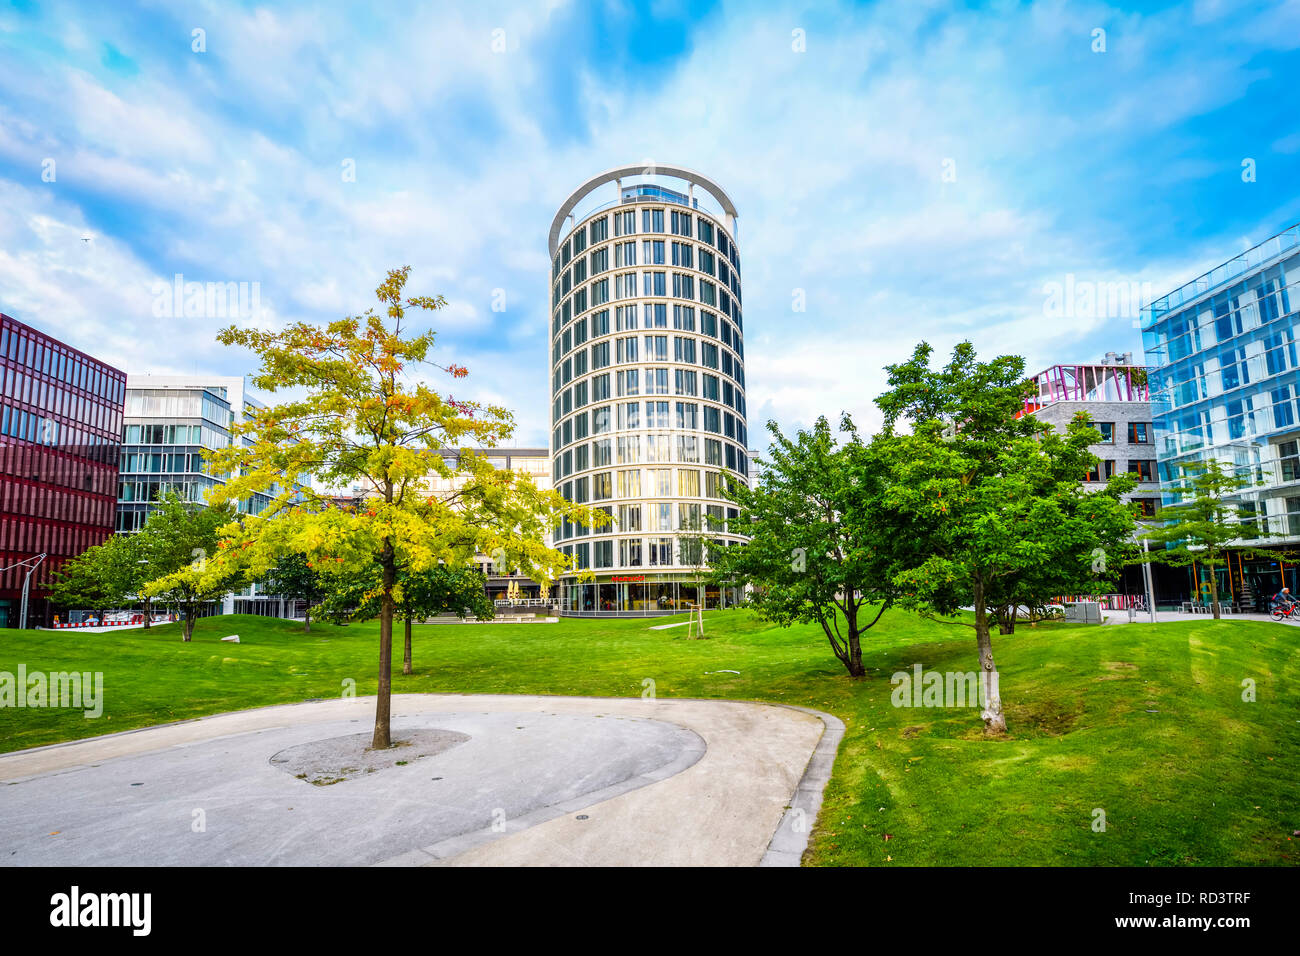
758,705,845,866
0,693,843,867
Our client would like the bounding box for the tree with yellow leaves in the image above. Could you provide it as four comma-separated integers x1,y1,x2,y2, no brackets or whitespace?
150,267,599,748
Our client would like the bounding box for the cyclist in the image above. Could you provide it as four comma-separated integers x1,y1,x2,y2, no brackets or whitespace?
1271,587,1296,614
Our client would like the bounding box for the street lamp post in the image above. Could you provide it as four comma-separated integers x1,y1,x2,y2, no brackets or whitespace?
1141,538,1157,623
137,559,153,629
2,553,49,629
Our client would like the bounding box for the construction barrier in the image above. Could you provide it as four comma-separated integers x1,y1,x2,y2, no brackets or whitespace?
1055,593,1142,611
53,616,147,628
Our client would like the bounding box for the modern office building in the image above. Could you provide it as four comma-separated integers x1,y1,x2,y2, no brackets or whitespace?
0,312,125,627
118,374,294,617
117,375,285,528
331,447,557,610
426,446,554,604
1025,352,1159,515
473,448,551,604
548,165,750,615
1141,223,1300,607
1023,351,1180,606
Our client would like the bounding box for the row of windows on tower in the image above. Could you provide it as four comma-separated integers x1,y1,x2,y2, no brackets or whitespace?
554,370,746,441
556,241,741,305
3,364,123,439
555,367,747,422
0,439,117,495
555,334,743,389
552,269,743,335
559,469,738,507
1157,340,1300,406
0,515,111,585
553,401,748,450
555,337,745,397
556,207,739,276
552,433,749,484
557,531,741,572
555,463,746,511
555,506,743,559
562,241,737,284
555,305,742,361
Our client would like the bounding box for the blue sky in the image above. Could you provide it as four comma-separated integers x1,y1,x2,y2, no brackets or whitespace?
1,0,1298,448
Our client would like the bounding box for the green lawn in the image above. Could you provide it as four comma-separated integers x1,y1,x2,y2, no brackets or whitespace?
1,609,1296,866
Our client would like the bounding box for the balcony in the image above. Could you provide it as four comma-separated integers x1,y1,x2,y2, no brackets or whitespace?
1021,363,1150,415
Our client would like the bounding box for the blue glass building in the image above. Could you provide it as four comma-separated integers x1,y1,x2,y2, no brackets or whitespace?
1141,225,1300,604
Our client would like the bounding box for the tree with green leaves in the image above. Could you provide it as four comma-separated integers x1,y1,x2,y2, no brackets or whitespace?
50,531,149,622
259,553,328,633
983,411,1142,635
320,563,493,674
1134,457,1263,619
711,415,917,676
182,266,599,749
138,492,241,641
876,342,1138,733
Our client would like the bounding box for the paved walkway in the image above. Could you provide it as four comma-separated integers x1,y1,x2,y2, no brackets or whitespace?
0,694,840,867
1101,609,1300,625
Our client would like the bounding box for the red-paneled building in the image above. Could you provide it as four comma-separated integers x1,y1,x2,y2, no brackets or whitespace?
0,313,125,627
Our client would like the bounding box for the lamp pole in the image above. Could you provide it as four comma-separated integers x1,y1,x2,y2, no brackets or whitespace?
4,553,49,630
137,558,153,629
1141,537,1157,623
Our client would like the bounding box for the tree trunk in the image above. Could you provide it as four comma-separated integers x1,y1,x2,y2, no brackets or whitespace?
182,603,195,642
819,604,866,677
142,594,151,630
846,627,864,676
845,599,864,676
973,577,1007,734
371,537,395,750
403,614,413,675
996,605,1016,635
304,604,311,634
1209,563,1221,620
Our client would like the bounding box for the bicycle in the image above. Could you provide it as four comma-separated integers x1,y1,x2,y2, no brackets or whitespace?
1269,603,1300,622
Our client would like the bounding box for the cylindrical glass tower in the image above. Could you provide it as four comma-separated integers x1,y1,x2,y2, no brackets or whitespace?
548,165,749,616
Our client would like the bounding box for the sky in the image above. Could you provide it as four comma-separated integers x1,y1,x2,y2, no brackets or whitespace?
1,0,1298,450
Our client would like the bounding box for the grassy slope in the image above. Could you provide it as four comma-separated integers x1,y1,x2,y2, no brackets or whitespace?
1,610,1296,866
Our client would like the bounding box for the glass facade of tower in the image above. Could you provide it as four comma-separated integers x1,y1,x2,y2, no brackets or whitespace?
549,169,749,615
1142,225,1300,604
0,313,125,627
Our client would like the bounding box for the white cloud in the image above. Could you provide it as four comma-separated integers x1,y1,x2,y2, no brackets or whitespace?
0,181,212,372
0,0,1296,452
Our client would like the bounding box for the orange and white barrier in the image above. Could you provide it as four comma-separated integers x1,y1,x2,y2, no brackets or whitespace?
54,616,146,628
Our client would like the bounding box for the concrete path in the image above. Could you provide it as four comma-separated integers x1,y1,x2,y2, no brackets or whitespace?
0,694,838,867
1101,609,1300,625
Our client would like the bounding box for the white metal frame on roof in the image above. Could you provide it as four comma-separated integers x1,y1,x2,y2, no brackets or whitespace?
548,163,738,257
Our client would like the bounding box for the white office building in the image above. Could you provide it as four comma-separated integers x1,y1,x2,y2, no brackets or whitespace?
548,165,750,615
